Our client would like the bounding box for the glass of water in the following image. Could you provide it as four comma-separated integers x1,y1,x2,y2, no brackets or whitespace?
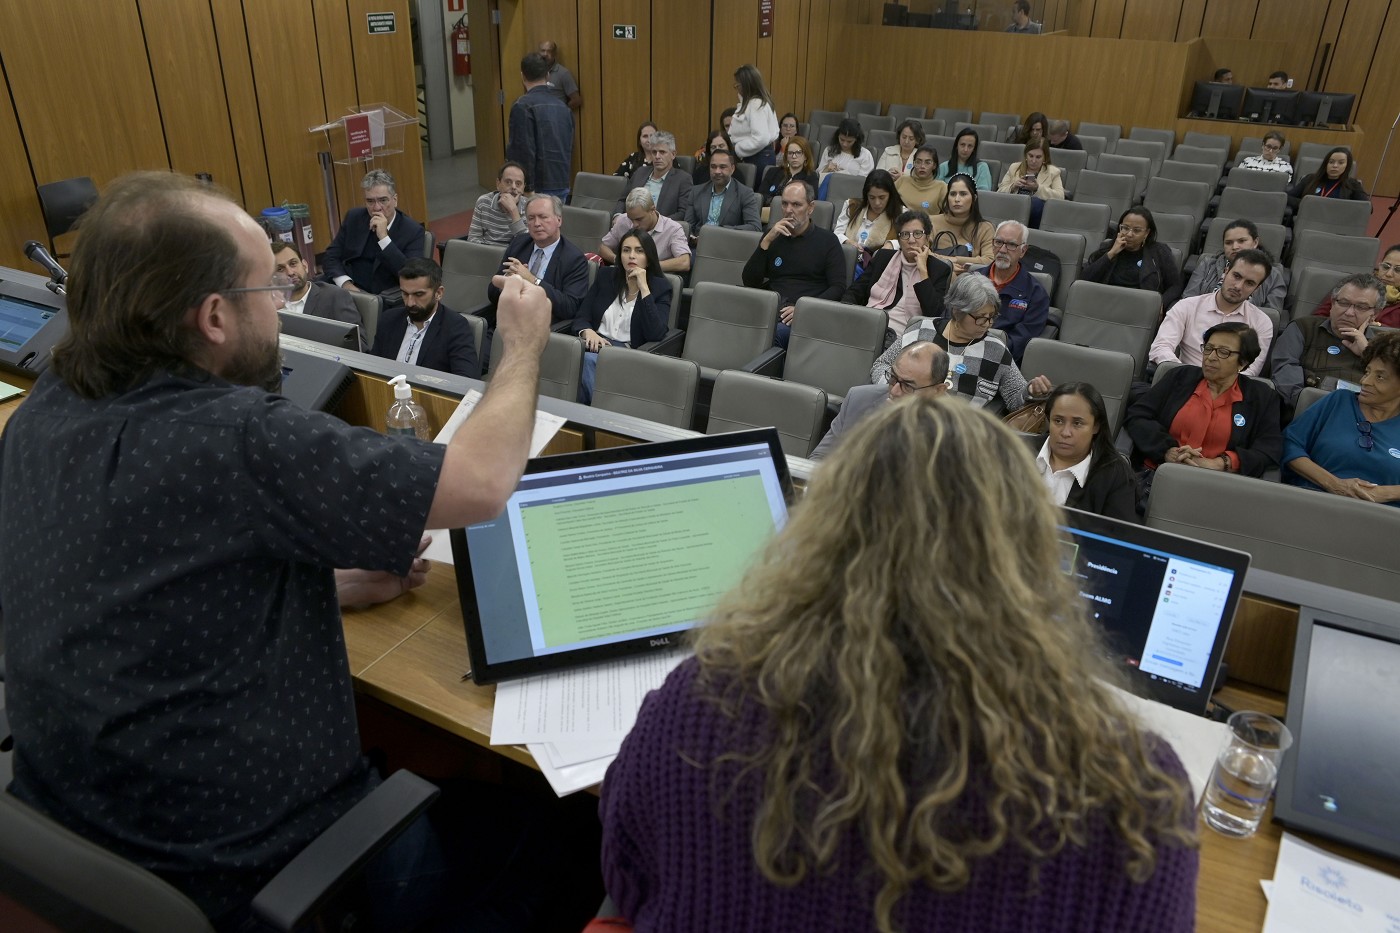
1201,710,1293,838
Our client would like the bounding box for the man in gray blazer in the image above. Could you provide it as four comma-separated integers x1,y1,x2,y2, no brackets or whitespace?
685,149,762,240
272,240,365,349
619,130,692,220
810,341,948,459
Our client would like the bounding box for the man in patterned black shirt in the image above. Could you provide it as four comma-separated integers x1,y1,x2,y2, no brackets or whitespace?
0,172,558,926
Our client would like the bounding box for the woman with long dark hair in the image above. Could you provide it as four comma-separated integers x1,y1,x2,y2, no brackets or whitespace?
820,118,875,182
571,228,671,403
614,121,657,178
728,64,780,171
834,169,903,253
937,127,992,192
1035,382,1139,522
1287,146,1369,209
928,173,994,272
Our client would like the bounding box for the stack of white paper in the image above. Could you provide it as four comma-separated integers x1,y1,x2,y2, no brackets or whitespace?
490,650,688,795
1107,685,1228,802
421,389,567,564
1261,833,1400,931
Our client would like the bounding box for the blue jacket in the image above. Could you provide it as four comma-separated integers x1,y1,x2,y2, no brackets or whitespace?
506,86,574,192
974,263,1049,364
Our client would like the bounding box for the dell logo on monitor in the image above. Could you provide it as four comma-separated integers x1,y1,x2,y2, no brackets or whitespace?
649,637,670,648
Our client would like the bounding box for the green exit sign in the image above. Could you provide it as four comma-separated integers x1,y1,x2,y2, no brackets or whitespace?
612,24,637,39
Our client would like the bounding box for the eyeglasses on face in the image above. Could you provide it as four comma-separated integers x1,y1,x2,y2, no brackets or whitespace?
365,195,394,207
1333,297,1377,312
888,373,939,393
1118,224,1148,235
897,230,928,241
1200,344,1239,360
1356,420,1374,451
1262,143,1282,152
1376,262,1400,274
225,275,296,300
992,238,1022,250
968,311,997,326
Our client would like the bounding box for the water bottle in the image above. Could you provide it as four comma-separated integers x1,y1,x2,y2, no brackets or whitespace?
260,207,294,245
386,375,430,439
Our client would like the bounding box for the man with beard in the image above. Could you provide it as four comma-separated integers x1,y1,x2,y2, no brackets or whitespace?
0,171,574,928
271,239,365,349
1150,247,1275,377
974,219,1048,364
370,256,480,377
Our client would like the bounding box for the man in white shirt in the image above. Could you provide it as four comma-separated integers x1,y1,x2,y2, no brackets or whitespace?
1150,247,1275,377
599,188,691,273
271,240,365,349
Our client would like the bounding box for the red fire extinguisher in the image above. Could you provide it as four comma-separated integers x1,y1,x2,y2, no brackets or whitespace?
452,18,471,77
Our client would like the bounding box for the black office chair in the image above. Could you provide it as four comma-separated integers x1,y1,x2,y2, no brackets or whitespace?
35,177,99,258
0,741,439,933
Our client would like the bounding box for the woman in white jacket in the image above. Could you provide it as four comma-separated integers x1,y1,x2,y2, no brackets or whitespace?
729,64,779,173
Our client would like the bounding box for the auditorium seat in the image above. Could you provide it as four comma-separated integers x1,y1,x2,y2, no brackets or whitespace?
979,112,1021,142
1221,167,1291,194
734,162,757,189
866,129,896,156
1296,141,1337,164
1171,144,1229,170
1287,265,1344,319
932,107,972,126
1066,172,1133,235
783,298,887,406
980,140,1026,169
440,238,504,317
1021,338,1136,432
570,173,627,212
1152,212,1197,270
1147,463,1400,604
1042,200,1112,251
953,122,998,143
856,113,895,134
590,347,700,429
681,283,784,395
1293,386,1331,420
706,370,827,458
979,190,1032,228
1158,159,1222,190
1060,280,1162,378
1213,187,1287,228
809,108,846,128
1287,231,1380,308
1143,176,1213,229
823,172,866,208
1026,228,1085,307
1077,122,1121,151
1078,134,1107,170
1128,126,1176,162
1095,153,1151,200
35,176,98,258
886,104,927,122
845,98,882,117
1293,196,1372,239
685,226,763,308
1052,147,1088,198
348,290,383,347
1116,137,1168,176
561,205,612,258
1182,130,1231,153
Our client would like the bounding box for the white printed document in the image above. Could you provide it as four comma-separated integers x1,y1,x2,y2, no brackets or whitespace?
421,390,567,564
1262,833,1400,932
1107,684,1228,802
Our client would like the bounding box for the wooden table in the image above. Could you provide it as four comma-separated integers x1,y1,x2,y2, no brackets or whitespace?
341,562,1400,932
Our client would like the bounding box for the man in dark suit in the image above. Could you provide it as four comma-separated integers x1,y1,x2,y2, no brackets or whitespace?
485,194,590,326
685,149,761,240
323,169,426,295
370,258,480,378
271,241,366,349
617,130,692,221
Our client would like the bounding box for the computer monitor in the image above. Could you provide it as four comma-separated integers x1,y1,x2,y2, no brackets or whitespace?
1057,508,1250,715
277,310,360,352
881,2,907,26
1295,90,1355,128
1272,605,1400,861
451,429,794,683
0,272,67,377
1187,81,1245,120
1242,87,1300,125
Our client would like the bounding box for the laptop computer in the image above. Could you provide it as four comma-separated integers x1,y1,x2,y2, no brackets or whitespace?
1272,605,1400,860
450,429,793,684
1059,509,1251,715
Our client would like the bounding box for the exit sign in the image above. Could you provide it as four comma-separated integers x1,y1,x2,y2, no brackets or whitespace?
612,24,637,39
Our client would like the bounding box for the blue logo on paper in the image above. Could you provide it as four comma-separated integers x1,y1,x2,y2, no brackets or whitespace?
1233,413,1246,427
1327,345,1342,355
955,362,967,374
773,257,783,267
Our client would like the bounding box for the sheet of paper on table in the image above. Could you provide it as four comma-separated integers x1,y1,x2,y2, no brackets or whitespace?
491,649,689,795
1107,684,1228,803
1262,832,1400,932
420,389,567,564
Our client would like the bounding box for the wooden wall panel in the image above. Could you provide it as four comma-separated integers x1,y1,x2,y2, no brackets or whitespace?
598,0,651,164
1121,0,1181,40
1247,0,1329,90
345,0,427,223
1199,0,1257,39
653,2,714,165
0,1,168,187
312,0,363,235
137,0,243,203
0,74,43,272
243,2,334,238
467,0,505,188
1175,0,1207,40
1355,1,1400,195
1325,0,1387,106
1199,37,1289,90
1089,0,1126,37
210,0,273,211
711,0,759,125
576,0,602,172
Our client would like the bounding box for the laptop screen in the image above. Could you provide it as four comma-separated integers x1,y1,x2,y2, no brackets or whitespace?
1273,608,1400,860
1059,509,1250,713
451,430,792,683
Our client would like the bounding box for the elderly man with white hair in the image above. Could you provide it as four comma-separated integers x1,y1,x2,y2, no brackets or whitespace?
598,188,692,273
970,219,1049,364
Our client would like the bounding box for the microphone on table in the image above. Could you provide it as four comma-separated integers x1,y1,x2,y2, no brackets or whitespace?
24,240,68,286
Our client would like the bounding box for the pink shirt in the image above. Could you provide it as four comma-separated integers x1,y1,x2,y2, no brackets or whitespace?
1150,292,1274,377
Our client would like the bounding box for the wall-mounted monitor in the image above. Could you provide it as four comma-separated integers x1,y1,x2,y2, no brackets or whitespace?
1242,87,1300,125
1187,81,1245,120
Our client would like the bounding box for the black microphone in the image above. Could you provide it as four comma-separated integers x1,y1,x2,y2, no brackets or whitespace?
24,240,68,284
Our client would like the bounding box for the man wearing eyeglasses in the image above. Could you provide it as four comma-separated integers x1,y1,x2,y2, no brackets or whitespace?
1150,247,1275,377
843,210,951,346
810,341,948,459
971,219,1048,364
0,172,572,926
322,169,427,295
1271,273,1384,409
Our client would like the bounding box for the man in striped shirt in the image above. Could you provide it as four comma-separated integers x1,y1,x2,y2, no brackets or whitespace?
464,162,529,247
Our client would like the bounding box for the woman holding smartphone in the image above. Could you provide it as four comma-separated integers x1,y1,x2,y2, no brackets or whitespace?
996,140,1063,228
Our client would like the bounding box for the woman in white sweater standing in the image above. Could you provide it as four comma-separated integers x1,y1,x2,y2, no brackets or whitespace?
729,64,780,173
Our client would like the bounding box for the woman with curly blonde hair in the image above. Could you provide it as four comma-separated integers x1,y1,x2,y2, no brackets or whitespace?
600,398,1199,933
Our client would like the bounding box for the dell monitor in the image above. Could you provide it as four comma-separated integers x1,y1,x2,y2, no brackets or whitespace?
1296,91,1355,128
1187,81,1245,120
1242,87,1299,125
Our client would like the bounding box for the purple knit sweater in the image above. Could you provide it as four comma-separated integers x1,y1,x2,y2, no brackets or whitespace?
600,658,1199,932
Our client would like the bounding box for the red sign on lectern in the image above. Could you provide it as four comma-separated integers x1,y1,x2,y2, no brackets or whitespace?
345,113,373,160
